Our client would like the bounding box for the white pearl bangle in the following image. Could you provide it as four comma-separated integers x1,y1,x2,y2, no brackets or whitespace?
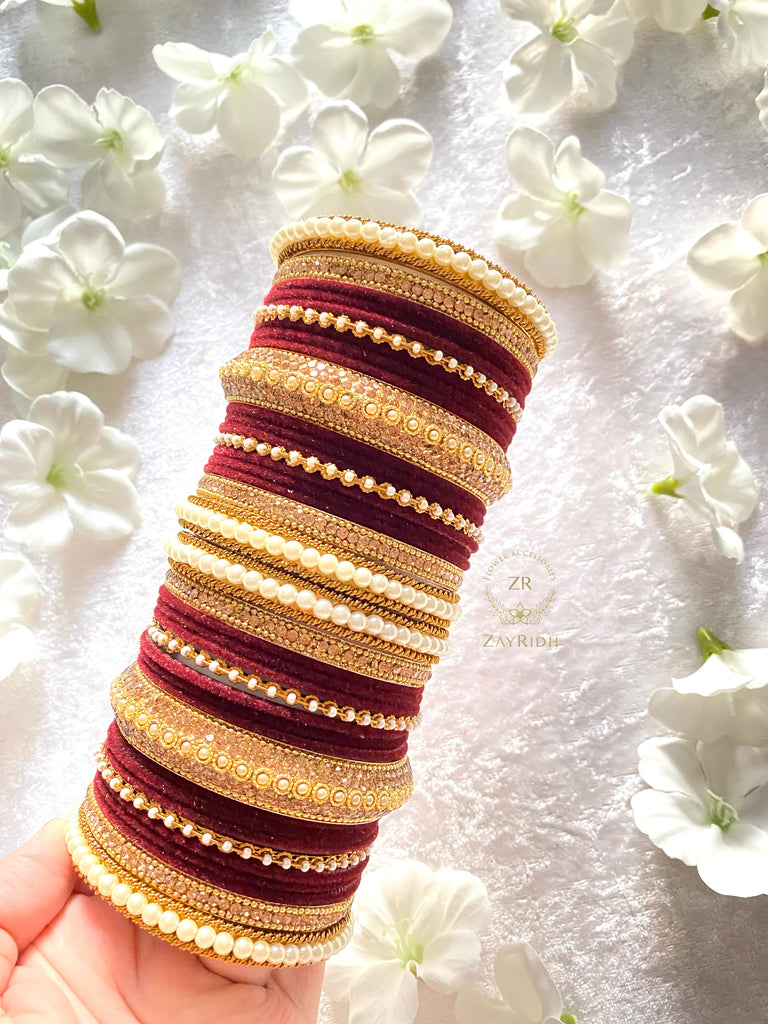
164,538,450,658
65,808,352,965
174,499,460,624
269,217,557,354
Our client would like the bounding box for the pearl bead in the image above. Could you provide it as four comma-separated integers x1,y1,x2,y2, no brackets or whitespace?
380,623,398,642
220,518,237,538
141,903,162,927
226,564,246,584
412,591,428,610
400,586,416,605
469,258,487,279
336,560,355,582
297,589,316,611
97,872,117,896
348,612,367,631
86,864,104,885
396,627,411,646
322,941,334,959
385,580,403,600
110,883,131,907
283,540,302,561
370,573,388,594
416,237,436,259
331,604,350,626
317,553,338,575
365,615,384,635
311,943,325,962
234,524,252,544
250,529,268,549
353,566,372,588
233,937,254,960
242,570,263,591
266,535,285,556
283,944,300,967
176,918,198,943
197,553,215,574
268,944,285,965
277,583,298,605
126,892,148,916
251,940,270,963
194,925,216,949
158,910,180,934
298,944,313,965
313,598,333,619
451,251,471,273
435,243,454,265
213,932,235,955
300,547,320,568
258,578,279,599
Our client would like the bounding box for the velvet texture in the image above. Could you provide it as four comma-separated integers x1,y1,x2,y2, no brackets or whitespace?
76,225,542,961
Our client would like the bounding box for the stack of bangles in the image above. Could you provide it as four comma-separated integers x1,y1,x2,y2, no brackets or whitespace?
67,216,556,968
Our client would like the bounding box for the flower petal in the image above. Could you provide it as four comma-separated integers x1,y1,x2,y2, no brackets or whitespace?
109,244,181,305
687,222,762,293
65,469,140,540
46,306,134,375
495,194,561,250
108,296,175,361
0,420,54,499
0,177,23,238
631,788,710,865
250,58,308,119
711,524,745,563
216,80,281,159
93,88,164,168
576,190,631,268
79,424,140,476
152,41,222,83
272,147,341,218
504,127,560,201
356,187,423,225
0,79,33,145
291,26,369,100
658,394,728,472
32,84,101,167
378,0,453,60
696,823,768,897
580,0,635,63
0,552,37,623
757,70,768,131
358,120,433,190
170,80,224,134
505,34,575,115
4,490,73,551
523,216,595,288
499,0,553,30
455,985,517,1024
697,446,758,525
2,345,69,404
418,930,482,993
55,211,126,286
5,157,68,218
648,688,731,743
569,37,620,109
311,101,370,170
82,160,166,221
28,390,104,463
727,265,768,342
343,43,401,108
7,247,79,330
637,734,708,800
494,942,564,1022
673,653,750,696
554,135,605,201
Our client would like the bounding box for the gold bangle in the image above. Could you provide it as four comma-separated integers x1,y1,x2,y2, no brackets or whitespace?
253,303,523,421
221,347,511,505
78,790,353,937
112,661,415,824
175,497,460,614
96,744,373,871
272,249,541,373
170,530,452,645
212,434,483,540
163,566,432,687
147,621,421,732
196,473,463,591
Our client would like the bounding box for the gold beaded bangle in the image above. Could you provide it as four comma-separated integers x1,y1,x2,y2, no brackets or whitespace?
196,474,463,591
253,303,523,421
221,348,511,505
170,530,452,645
272,250,541,373
163,567,433,688
212,434,483,540
112,661,414,824
96,744,373,872
175,497,460,615
79,791,353,936
147,621,421,731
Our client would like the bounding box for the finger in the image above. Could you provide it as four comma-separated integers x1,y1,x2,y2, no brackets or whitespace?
0,819,78,953
267,962,325,1023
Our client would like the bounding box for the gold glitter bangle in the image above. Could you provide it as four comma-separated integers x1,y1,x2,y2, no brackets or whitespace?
74,793,353,947
253,303,523,421
166,533,451,657
96,744,373,872
112,661,414,824
196,474,463,592
147,622,421,732
163,567,432,688
175,497,460,617
272,250,542,373
221,347,511,505
212,433,483,540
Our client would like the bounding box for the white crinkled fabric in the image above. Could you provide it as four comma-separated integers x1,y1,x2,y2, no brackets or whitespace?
0,2,767,1022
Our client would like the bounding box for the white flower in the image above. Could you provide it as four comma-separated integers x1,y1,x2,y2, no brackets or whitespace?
32,85,165,220
501,0,634,114
290,0,453,109
455,942,572,1024
758,69,768,129
649,629,768,746
626,0,703,31
632,735,768,897
273,101,433,224
650,395,758,563
0,300,69,408
0,391,141,551
494,126,631,288
152,32,307,159
710,0,768,66
0,552,37,681
688,193,768,343
5,210,181,376
0,0,100,30
324,859,491,1024
0,79,68,238
0,204,76,296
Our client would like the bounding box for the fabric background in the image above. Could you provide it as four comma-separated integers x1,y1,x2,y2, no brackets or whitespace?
1,2,767,1021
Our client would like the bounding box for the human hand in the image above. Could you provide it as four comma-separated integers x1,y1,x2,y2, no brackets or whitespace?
0,818,325,1023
